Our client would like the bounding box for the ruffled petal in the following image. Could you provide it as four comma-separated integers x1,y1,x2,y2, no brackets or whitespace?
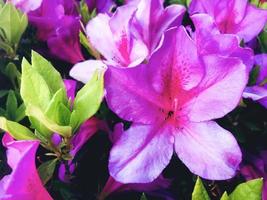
174,121,241,180
109,123,174,183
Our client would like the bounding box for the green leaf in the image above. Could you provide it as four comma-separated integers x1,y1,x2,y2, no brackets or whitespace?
0,117,37,140
140,193,148,200
6,90,18,120
79,31,100,58
220,192,230,200
21,58,51,111
248,65,260,86
14,103,26,122
38,159,58,185
80,0,91,23
229,178,263,200
70,71,104,131
0,3,27,46
31,51,66,95
45,88,70,125
192,177,210,200
26,105,72,137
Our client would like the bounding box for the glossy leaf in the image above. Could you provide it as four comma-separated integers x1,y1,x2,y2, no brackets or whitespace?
229,178,263,200
38,159,58,185
192,177,210,200
0,117,37,140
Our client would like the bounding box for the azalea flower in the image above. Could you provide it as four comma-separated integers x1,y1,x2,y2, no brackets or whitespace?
0,133,52,200
29,0,84,64
85,0,185,67
7,0,43,13
104,26,248,183
243,54,267,107
189,0,267,42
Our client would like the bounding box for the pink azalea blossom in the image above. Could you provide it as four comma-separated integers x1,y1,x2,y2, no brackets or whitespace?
7,0,42,13
0,133,52,200
189,0,267,42
29,0,84,64
86,0,185,67
105,26,248,183
243,54,267,107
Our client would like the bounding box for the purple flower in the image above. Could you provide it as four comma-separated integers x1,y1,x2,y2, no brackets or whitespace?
105,26,248,183
240,151,267,200
7,0,43,13
0,133,52,200
86,0,115,13
189,0,267,42
243,54,267,107
86,0,185,67
29,0,84,64
63,79,77,103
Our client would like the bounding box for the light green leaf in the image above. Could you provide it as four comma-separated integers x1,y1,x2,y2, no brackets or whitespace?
21,58,51,111
70,71,104,131
31,51,66,95
0,3,27,45
229,178,263,200
220,192,230,200
38,158,58,185
14,103,26,122
26,105,72,137
192,177,210,200
45,88,70,125
6,90,18,120
0,117,37,140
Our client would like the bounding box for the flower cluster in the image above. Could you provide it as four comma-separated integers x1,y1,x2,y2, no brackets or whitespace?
0,0,267,199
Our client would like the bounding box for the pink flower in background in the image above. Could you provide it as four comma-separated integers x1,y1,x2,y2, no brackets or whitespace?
86,4,148,68
130,0,185,53
29,0,84,64
0,133,52,200
105,26,248,183
189,0,267,42
243,54,267,107
7,0,42,13
86,0,185,67
191,13,254,71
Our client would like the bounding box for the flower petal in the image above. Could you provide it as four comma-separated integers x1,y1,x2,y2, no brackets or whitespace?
174,121,241,180
109,123,174,183
233,4,267,42
70,60,107,84
132,0,185,52
186,55,247,122
0,134,52,199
